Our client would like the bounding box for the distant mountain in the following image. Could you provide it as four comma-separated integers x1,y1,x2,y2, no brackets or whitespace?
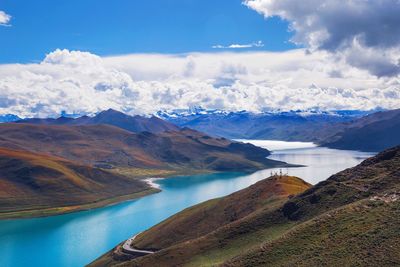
0,114,20,123
157,108,368,141
159,108,400,152
157,107,372,119
0,147,152,219
91,146,400,267
321,109,400,152
17,109,179,133
14,108,400,152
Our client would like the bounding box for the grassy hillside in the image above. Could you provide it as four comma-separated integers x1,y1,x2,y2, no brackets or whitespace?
133,175,311,251
90,175,311,266
0,123,285,172
224,198,400,267
0,148,155,219
90,146,400,267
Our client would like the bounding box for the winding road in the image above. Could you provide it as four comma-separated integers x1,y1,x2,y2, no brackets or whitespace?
120,234,155,257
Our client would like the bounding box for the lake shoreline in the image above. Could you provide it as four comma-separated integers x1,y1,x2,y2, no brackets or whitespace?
0,139,297,221
0,142,374,267
0,188,161,220
0,166,283,221
0,168,218,220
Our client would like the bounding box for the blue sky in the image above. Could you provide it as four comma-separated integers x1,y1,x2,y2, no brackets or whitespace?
0,0,399,116
0,0,295,63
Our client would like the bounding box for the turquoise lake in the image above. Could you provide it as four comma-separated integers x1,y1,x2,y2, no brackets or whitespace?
0,141,374,267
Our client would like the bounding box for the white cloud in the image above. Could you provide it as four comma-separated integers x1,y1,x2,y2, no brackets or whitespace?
0,49,399,117
212,41,264,49
0,10,11,26
244,0,400,77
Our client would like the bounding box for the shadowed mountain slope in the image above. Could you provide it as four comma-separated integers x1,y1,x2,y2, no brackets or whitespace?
321,109,400,152
91,146,400,267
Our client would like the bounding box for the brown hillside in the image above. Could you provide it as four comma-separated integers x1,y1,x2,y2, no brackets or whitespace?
132,175,311,250
89,175,311,267
0,123,284,172
0,147,151,217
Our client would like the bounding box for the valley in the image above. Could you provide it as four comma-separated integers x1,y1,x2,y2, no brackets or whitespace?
0,111,289,219
1,2,399,266
0,109,397,266
0,141,372,267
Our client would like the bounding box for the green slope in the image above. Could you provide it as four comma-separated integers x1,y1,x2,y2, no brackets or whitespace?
224,198,400,267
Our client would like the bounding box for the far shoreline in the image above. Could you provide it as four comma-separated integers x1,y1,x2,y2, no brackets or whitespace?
0,169,207,221
0,157,294,221
0,188,161,221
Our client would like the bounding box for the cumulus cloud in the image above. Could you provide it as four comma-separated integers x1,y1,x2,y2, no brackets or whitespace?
0,10,11,26
244,0,400,77
212,41,264,49
0,49,399,117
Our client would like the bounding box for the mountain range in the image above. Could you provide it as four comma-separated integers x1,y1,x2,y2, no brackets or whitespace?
158,109,361,141
1,107,399,219
0,123,283,172
91,145,400,266
3,108,400,152
17,108,179,133
160,108,400,152
0,110,287,218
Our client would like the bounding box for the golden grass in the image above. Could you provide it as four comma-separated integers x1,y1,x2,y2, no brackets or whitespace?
110,167,178,179
278,176,312,196
0,148,92,188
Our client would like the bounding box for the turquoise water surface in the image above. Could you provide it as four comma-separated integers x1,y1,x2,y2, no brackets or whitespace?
0,142,374,267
